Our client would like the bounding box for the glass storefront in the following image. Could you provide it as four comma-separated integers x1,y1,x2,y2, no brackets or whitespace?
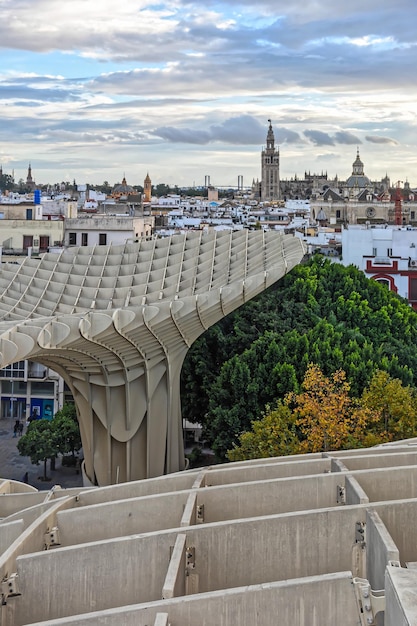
0,361,63,421
1,397,26,420
0,380,55,420
29,398,54,420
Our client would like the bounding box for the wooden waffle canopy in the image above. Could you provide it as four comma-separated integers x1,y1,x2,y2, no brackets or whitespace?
0,230,306,485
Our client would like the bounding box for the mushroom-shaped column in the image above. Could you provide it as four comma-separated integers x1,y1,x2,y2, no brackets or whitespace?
0,231,306,485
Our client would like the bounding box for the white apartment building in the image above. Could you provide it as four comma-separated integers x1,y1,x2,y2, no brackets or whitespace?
65,215,154,247
342,225,417,308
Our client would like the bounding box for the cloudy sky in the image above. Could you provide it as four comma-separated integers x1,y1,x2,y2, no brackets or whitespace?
0,0,416,188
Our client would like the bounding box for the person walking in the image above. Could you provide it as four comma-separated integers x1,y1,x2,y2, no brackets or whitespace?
13,420,20,438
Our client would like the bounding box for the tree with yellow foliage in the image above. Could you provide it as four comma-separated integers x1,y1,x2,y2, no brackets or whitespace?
226,364,417,462
289,363,378,453
360,369,417,444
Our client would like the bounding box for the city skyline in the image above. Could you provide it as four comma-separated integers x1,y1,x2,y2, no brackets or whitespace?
0,0,416,187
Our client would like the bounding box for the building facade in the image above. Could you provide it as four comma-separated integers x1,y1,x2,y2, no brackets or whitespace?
341,225,417,309
0,360,66,421
64,215,153,247
308,151,417,227
0,218,64,254
280,149,408,206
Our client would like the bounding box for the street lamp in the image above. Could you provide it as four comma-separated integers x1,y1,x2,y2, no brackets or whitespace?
10,378,14,422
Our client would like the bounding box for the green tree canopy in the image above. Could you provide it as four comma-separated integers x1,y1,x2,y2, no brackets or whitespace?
182,255,417,456
0,172,15,192
17,419,56,481
17,403,82,479
227,402,298,462
52,403,82,457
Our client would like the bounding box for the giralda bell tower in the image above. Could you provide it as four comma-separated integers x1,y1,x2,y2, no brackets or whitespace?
261,119,280,201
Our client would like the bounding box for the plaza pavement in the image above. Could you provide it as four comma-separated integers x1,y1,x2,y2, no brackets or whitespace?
0,417,83,490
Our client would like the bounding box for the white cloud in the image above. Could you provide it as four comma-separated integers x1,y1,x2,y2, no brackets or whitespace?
0,0,416,185
366,135,399,145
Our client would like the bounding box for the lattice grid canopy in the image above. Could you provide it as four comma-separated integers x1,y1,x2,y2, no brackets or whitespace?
0,230,306,485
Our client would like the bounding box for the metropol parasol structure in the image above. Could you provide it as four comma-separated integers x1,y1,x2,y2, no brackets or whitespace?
1,231,417,626
0,229,306,487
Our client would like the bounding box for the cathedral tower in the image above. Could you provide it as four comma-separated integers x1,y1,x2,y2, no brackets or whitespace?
144,172,152,202
261,120,280,201
26,163,36,191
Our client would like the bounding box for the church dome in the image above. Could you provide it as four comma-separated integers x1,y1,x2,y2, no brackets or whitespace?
113,176,134,195
346,149,370,188
346,174,370,188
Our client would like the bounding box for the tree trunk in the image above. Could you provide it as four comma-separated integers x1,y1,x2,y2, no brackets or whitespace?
43,458,48,481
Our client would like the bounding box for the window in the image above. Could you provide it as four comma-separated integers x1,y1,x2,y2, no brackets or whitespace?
81,232,88,246
376,278,390,289
1,362,26,379
411,211,415,220
336,210,341,219
2,378,27,419
410,278,417,301
28,362,47,378
387,248,392,257
99,233,107,245
69,232,77,246
2,380,27,394
31,381,54,396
